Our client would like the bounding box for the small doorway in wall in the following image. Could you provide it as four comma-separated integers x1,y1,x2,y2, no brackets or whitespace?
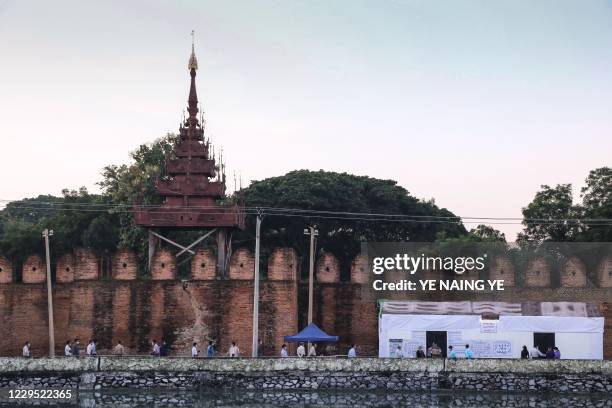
533,332,555,355
426,331,447,358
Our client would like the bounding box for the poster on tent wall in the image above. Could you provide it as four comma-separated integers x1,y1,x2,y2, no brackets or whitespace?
480,320,498,333
403,333,426,358
389,339,402,358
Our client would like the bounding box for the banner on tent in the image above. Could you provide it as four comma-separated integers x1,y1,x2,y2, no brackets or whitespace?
480,320,498,333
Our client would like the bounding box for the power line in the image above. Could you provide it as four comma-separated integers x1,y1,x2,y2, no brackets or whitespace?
3,203,612,226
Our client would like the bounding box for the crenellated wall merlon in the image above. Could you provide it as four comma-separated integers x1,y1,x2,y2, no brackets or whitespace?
2,250,612,289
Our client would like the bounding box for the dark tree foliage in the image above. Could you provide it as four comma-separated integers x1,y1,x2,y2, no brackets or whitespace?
579,167,612,242
518,184,579,243
1,129,607,279
235,170,467,278
469,224,507,242
518,169,612,244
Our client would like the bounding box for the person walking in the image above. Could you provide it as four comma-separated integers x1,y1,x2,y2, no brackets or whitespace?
191,342,199,358
308,343,317,357
86,340,94,357
521,345,529,359
448,346,457,360
206,341,215,357
151,340,160,356
228,342,240,357
72,339,81,358
415,346,425,358
348,344,357,358
395,345,404,358
64,341,73,357
113,341,125,356
280,344,289,358
22,341,31,358
296,342,305,358
464,344,474,359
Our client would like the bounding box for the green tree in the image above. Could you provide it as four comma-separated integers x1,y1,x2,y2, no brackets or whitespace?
579,167,612,241
469,224,506,242
518,184,579,243
238,170,466,278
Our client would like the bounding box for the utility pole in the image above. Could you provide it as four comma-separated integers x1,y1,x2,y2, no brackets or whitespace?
42,229,55,357
252,209,263,357
304,226,318,324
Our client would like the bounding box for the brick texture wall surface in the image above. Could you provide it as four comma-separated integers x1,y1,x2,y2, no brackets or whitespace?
0,256,13,284
524,257,551,287
561,256,588,287
191,249,216,280
22,255,45,284
489,256,515,287
75,249,98,281
56,253,75,283
350,255,368,284
267,248,298,281
0,249,611,360
112,250,138,281
316,253,340,283
228,248,254,280
151,248,176,280
598,257,612,288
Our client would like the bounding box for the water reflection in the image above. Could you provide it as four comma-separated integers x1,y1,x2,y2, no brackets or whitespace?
1,389,610,407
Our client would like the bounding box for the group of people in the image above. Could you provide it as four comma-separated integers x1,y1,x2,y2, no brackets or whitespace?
21,338,100,358
187,340,359,358
393,342,474,359
522,345,561,359
189,341,227,358
63,339,99,357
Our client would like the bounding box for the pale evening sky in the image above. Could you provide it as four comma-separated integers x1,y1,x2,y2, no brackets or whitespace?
0,0,611,240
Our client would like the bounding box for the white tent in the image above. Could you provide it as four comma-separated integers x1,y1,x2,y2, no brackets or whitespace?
378,302,604,360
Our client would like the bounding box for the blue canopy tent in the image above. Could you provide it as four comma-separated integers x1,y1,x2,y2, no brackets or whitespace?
284,323,339,343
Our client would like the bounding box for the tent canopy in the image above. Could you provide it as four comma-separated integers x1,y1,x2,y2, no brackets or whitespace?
284,323,339,342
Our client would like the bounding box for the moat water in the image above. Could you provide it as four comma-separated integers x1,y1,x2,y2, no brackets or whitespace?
1,388,611,407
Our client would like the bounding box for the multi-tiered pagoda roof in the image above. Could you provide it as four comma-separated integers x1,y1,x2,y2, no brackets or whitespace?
134,43,245,229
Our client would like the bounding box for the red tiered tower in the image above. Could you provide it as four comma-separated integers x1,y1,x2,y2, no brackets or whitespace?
134,40,245,275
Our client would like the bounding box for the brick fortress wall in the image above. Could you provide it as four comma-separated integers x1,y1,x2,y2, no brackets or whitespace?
0,250,611,358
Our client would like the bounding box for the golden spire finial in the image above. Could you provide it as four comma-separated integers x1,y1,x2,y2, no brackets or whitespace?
188,29,198,70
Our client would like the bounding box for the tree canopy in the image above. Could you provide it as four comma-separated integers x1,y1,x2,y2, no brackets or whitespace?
0,132,608,278
518,167,612,243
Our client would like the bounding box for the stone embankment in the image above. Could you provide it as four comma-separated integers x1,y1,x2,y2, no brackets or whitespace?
0,357,610,394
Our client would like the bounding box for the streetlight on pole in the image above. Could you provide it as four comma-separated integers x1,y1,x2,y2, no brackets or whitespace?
304,226,318,325
42,229,55,357
252,209,263,357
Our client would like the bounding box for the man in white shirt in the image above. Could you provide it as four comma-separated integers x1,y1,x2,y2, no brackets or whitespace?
228,342,240,357
348,344,357,358
530,345,546,359
86,340,94,356
280,344,288,358
296,343,305,357
395,345,403,358
22,341,31,358
64,341,72,357
191,342,199,357
151,340,161,356
308,343,317,357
